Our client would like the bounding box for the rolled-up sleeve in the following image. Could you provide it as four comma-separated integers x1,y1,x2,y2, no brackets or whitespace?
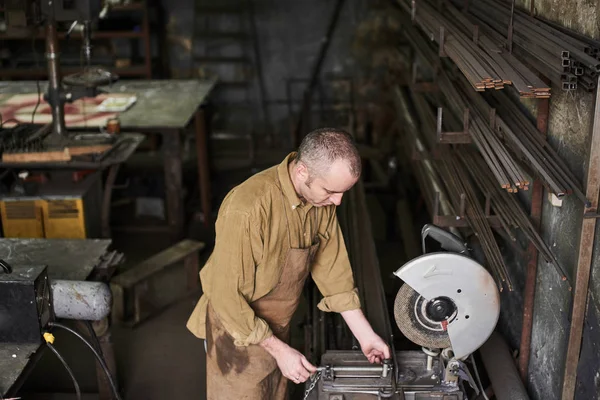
311,210,361,313
204,208,273,346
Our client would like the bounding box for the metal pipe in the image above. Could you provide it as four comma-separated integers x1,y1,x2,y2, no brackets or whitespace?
318,363,391,378
82,20,93,67
51,280,112,321
46,21,67,136
480,332,530,400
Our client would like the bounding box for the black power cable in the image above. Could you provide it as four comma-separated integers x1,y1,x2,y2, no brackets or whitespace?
48,322,122,400
45,342,82,400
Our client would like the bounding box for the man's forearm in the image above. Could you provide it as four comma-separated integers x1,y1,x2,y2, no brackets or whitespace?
340,308,377,344
259,334,287,357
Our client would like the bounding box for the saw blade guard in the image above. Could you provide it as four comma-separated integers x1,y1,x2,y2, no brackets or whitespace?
393,253,500,359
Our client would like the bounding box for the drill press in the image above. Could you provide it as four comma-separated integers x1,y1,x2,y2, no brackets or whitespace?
40,0,118,137
0,0,144,165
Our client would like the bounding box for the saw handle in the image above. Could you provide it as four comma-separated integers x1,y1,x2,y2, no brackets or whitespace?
421,224,469,255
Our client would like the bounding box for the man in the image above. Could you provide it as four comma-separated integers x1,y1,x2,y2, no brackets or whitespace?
187,127,390,399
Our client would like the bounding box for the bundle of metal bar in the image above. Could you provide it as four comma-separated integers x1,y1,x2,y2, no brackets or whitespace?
439,68,588,204
435,148,512,291
392,86,455,218
485,90,589,205
433,70,529,192
395,0,550,97
458,148,568,281
452,0,600,92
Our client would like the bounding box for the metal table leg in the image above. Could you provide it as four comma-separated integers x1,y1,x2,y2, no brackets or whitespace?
101,165,121,238
194,108,212,227
73,319,118,400
163,130,184,241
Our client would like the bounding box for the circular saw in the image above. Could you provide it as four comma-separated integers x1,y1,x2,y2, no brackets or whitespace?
393,252,500,359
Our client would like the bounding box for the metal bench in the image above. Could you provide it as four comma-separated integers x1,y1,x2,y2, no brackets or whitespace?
110,239,205,326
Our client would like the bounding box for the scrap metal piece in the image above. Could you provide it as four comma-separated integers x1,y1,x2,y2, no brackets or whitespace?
393,253,500,359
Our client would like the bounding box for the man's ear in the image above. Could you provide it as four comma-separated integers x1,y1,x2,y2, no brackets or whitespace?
296,161,309,181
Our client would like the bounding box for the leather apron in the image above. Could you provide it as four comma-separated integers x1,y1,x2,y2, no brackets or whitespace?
205,191,319,400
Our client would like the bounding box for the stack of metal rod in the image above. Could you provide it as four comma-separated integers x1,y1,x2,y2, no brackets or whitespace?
453,0,600,92
397,6,589,204
485,90,589,205
393,81,566,289
434,69,531,193
395,0,550,97
393,86,456,221
435,147,513,291
433,66,589,205
458,148,567,282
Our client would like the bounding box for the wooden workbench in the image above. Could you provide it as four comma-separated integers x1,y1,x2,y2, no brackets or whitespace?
0,79,217,239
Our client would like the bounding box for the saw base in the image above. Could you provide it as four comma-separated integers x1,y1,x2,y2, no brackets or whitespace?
307,350,464,400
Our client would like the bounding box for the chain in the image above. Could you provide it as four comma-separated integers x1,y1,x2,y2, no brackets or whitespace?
303,371,322,400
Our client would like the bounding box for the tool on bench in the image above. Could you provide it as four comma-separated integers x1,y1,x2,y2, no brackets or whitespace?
306,224,501,399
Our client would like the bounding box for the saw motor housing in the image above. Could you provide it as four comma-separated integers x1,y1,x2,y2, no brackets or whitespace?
394,224,500,380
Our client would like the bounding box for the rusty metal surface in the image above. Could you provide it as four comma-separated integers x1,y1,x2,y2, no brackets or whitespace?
0,79,217,130
0,238,112,280
519,95,549,382
561,76,600,400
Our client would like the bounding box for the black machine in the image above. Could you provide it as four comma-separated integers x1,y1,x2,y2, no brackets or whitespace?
0,262,54,344
5,0,117,138
32,0,117,136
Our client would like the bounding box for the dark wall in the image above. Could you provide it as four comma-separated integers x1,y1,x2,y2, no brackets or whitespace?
162,0,367,144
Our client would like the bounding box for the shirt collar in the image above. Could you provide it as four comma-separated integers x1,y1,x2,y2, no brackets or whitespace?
277,152,307,210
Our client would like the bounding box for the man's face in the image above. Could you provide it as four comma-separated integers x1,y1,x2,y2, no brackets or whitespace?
298,160,358,207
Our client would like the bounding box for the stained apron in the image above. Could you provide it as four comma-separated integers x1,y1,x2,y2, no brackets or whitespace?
205,192,319,400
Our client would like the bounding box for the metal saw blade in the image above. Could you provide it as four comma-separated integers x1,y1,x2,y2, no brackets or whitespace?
394,253,500,359
394,283,451,349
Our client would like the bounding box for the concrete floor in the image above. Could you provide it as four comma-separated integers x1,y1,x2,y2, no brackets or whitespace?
114,292,207,400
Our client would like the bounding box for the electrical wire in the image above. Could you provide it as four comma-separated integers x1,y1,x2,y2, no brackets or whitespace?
45,342,82,400
470,353,490,400
48,322,122,400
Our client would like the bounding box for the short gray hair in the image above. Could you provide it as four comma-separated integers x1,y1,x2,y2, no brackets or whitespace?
296,128,361,179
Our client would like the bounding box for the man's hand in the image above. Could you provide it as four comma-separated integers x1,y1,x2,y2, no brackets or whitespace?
341,309,391,364
260,335,317,384
359,331,390,364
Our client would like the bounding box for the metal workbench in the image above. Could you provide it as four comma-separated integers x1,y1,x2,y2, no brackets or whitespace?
0,79,217,239
0,238,116,398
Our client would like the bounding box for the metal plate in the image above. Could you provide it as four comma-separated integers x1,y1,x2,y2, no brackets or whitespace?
394,253,500,359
